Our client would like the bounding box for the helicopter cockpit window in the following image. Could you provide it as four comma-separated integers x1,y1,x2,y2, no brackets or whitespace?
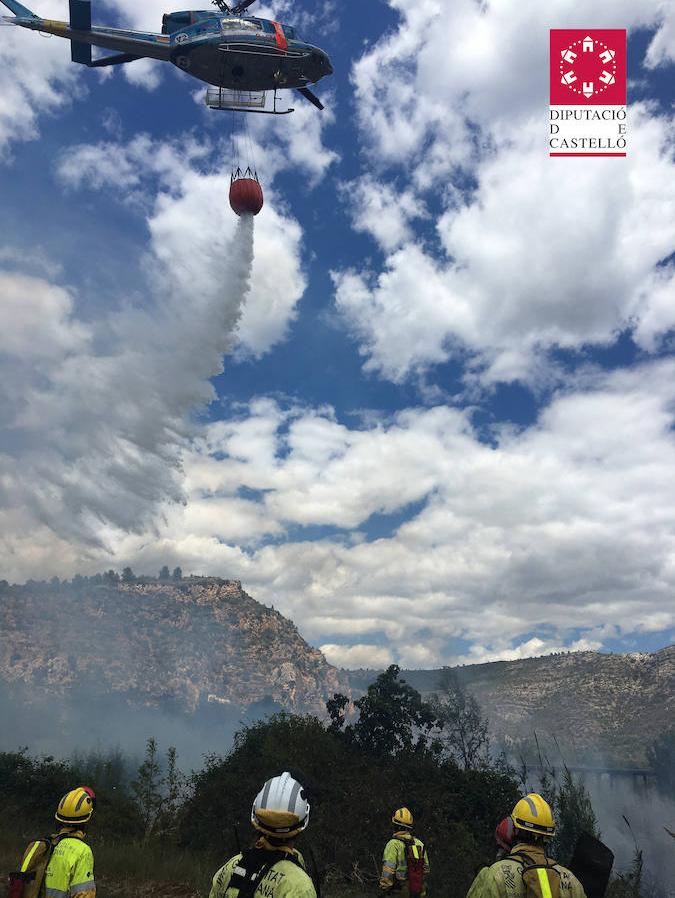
220,18,262,31
282,25,297,40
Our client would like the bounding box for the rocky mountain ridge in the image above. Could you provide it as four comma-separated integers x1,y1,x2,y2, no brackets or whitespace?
1,577,671,767
0,577,347,714
348,646,674,766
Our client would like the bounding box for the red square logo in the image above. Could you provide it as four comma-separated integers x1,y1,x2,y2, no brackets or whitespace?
550,30,626,105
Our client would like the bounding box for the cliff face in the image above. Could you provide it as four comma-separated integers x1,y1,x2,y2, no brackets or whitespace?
349,647,674,767
0,578,347,714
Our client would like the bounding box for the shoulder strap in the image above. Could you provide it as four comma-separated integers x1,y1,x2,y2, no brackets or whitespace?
230,848,302,898
510,852,560,872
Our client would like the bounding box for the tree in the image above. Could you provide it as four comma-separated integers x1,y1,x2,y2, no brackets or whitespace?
348,665,438,756
431,669,490,770
326,692,350,735
172,567,183,581
103,569,120,584
553,768,600,864
132,737,164,838
131,738,182,839
121,567,136,583
158,566,171,580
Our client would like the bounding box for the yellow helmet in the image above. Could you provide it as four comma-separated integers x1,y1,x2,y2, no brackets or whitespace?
511,793,555,838
392,807,413,828
55,787,95,825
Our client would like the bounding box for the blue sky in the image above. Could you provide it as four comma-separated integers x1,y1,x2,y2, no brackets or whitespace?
1,0,675,669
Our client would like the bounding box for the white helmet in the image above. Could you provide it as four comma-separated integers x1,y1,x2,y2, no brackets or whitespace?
251,772,310,839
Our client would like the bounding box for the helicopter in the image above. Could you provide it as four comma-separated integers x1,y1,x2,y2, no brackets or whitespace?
0,0,333,112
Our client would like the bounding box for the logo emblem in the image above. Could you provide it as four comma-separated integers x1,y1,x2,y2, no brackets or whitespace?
549,29,627,157
554,34,622,102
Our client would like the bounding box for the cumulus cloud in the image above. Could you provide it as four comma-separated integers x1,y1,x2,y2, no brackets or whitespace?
336,107,675,386
352,0,675,171
10,359,671,666
336,1,675,386
340,176,427,253
0,1,79,153
320,643,394,669
451,637,604,667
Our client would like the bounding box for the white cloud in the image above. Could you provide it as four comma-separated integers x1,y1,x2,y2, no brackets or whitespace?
7,359,671,665
341,176,427,253
450,637,603,667
335,107,675,385
320,643,394,669
352,0,675,172
336,1,675,386
0,1,80,153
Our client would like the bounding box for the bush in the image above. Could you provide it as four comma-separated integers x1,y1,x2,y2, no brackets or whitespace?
179,710,520,898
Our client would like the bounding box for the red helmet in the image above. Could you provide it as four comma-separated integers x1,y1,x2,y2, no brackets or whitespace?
495,817,515,852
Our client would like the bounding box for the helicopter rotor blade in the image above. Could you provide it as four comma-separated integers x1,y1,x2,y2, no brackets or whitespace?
296,87,324,110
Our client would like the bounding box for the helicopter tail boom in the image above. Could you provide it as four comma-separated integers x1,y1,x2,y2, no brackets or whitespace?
2,0,171,63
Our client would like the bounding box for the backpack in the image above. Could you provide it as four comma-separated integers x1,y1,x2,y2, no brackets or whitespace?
569,832,614,898
510,851,562,898
228,847,304,898
396,839,426,898
8,838,54,898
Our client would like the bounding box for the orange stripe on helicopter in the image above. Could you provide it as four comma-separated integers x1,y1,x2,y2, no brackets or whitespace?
271,21,288,51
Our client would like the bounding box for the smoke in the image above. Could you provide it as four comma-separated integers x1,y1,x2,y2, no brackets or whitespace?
0,213,255,552
586,777,675,895
0,676,278,771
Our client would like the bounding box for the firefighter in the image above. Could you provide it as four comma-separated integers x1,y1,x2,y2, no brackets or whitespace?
465,794,586,898
209,772,316,898
44,787,96,898
379,808,430,898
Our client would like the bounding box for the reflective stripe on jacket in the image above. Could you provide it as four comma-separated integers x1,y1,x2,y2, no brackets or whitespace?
465,844,586,898
44,833,96,898
209,849,316,898
380,833,429,895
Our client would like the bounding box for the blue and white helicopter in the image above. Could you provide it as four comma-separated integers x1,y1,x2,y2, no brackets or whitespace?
0,0,333,112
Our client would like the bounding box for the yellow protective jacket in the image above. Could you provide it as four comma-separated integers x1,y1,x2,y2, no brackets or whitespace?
41,831,96,898
380,832,430,896
465,844,586,898
209,845,316,898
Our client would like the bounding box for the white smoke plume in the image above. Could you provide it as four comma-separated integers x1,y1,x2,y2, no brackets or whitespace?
0,213,255,551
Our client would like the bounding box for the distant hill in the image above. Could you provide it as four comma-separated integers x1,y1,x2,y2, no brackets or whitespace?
347,647,674,767
0,577,347,715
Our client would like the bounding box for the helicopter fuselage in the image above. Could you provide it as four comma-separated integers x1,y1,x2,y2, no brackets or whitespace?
164,13,332,90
